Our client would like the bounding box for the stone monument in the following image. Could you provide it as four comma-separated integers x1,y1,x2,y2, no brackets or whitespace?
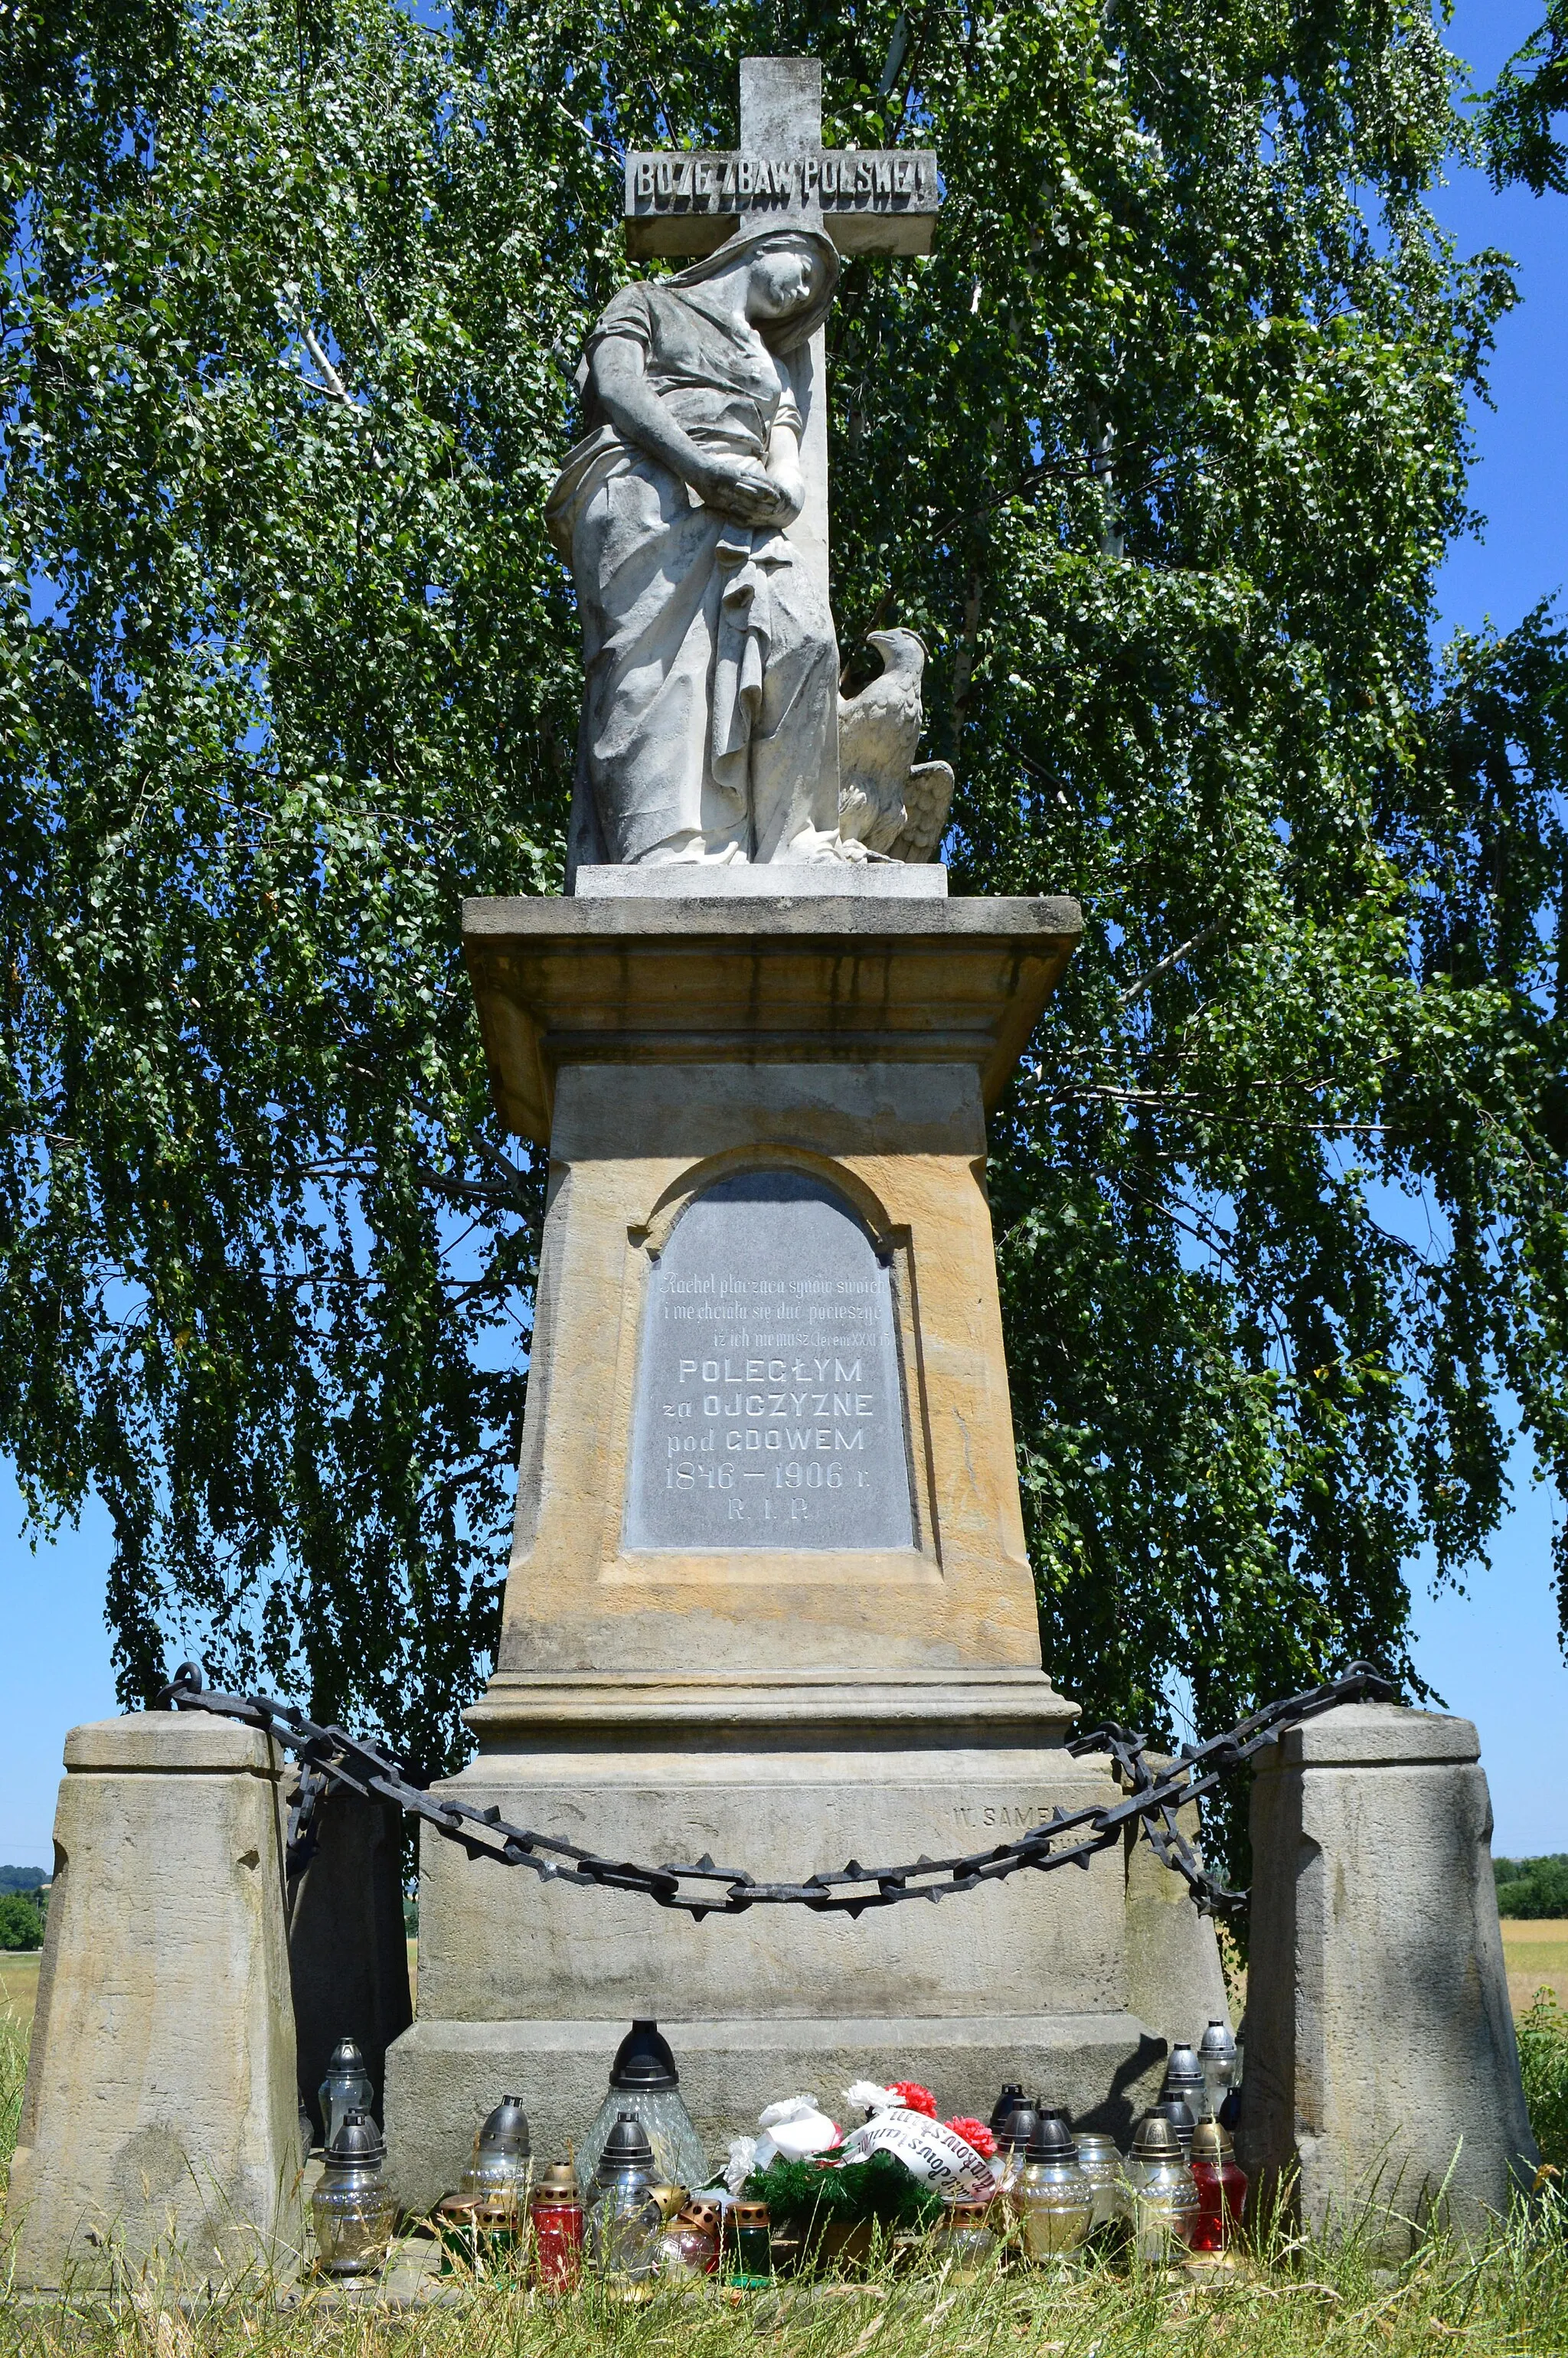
384,55,1208,2206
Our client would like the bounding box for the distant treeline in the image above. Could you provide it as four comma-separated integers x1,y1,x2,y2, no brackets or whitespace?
1494,1855,1568,1918
0,1866,49,1950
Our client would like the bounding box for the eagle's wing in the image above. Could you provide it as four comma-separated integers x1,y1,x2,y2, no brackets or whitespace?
887,760,955,863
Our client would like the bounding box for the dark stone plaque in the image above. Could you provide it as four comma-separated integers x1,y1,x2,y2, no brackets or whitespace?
625,1171,916,1552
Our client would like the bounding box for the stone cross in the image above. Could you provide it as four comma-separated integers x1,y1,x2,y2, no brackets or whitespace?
624,57,941,599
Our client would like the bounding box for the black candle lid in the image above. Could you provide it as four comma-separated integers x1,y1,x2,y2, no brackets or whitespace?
988,2082,1027,2135
325,2107,385,2164
609,2018,679,2092
996,2101,1039,2151
1024,2114,1077,2163
599,2111,655,2175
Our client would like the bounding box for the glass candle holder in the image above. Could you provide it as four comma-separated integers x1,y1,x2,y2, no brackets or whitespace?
727,2200,773,2286
1125,2117,1199,2265
990,2101,1039,2202
459,2095,531,2219
1197,2020,1238,2121
930,2195,999,2280
317,2038,375,2152
585,2113,664,2294
658,2199,721,2283
577,2020,712,2197
1017,2119,1093,2263
1071,2132,1123,2229
312,2110,396,2278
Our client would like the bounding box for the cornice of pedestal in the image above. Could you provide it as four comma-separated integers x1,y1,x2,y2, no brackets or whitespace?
461,892,1083,1147
464,1665,1082,1747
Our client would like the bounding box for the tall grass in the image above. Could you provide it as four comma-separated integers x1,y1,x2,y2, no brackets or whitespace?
1516,1986,1568,2173
2,2203,1568,2358
0,2006,26,2205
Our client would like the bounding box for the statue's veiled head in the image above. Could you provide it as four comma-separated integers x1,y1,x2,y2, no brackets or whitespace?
670,222,839,350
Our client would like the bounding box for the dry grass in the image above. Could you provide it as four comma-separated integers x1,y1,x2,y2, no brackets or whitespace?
0,1964,39,2040
5,1981,1568,2351
2,2206,1567,2358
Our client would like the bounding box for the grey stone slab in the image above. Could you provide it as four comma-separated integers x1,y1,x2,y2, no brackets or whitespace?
460,894,1083,1142
289,1785,413,2138
465,892,1078,944
1269,1701,1480,1771
407,1740,1130,2032
1241,1704,1535,2253
574,862,947,898
385,2012,1166,2214
63,1712,276,1775
626,1170,914,1553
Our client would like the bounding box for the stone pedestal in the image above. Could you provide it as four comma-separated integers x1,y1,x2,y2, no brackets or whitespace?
1240,1703,1537,2251
5,1716,305,2289
384,892,1209,2206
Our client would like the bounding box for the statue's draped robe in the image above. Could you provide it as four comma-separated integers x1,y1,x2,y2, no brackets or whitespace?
547,283,840,867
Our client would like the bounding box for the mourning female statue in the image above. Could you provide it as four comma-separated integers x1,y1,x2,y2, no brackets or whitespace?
547,220,864,873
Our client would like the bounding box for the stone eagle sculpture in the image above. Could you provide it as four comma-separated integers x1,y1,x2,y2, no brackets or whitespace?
836,629,956,864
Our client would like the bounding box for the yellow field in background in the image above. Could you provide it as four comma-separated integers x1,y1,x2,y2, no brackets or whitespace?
0,1951,39,2036
1502,1917,1568,2017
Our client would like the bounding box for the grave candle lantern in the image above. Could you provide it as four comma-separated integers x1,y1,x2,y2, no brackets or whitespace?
1017,2116,1094,2262
1160,2046,1207,2124
929,2194,1000,2278
311,2109,397,2278
317,2037,375,2151
991,2098,1039,2200
1122,2115,1200,2265
1189,2118,1247,2252
1198,2020,1238,2120
988,2084,1027,2138
529,2162,585,2290
584,2113,664,2294
727,2200,773,2285
577,2020,712,2198
459,2095,532,2217
1071,2131,1123,2229
658,2196,721,2282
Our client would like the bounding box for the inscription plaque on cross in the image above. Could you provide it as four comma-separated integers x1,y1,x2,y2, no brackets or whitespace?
624,56,941,598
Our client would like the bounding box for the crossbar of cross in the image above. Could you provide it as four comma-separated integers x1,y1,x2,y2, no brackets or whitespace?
622,57,941,599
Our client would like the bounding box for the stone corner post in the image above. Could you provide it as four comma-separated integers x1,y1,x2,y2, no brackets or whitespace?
1239,1701,1536,2252
5,1713,306,2291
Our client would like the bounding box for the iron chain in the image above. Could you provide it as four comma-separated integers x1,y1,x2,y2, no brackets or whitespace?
158,1661,1396,1922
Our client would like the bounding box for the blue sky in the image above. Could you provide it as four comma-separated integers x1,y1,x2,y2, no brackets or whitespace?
2,2,1566,1870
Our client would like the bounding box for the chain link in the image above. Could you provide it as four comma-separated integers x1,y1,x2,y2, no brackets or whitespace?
158,1661,1397,1920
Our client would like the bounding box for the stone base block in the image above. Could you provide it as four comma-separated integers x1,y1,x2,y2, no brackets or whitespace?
1242,1704,1537,2252
385,2011,1165,2214
5,1715,305,2290
382,1679,1207,2211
